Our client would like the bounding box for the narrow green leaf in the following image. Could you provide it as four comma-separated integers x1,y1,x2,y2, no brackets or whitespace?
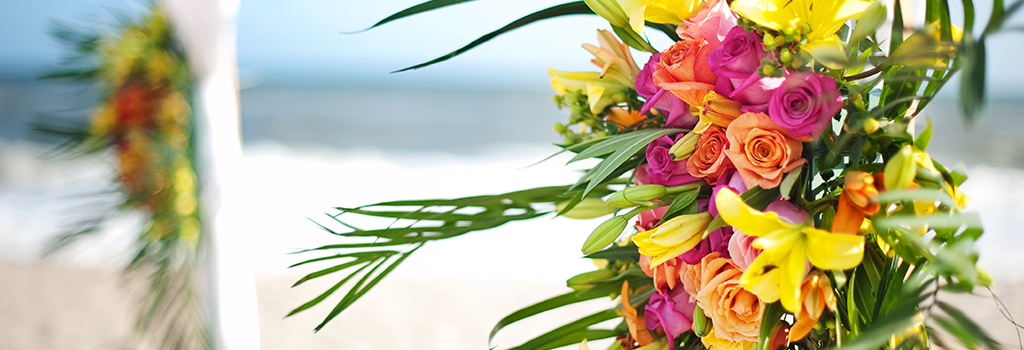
489,291,598,342
569,129,662,163
611,24,657,53
876,189,956,208
292,258,378,287
395,2,593,72
528,328,621,350
830,301,923,350
873,212,983,231
582,128,685,197
661,187,700,222
359,0,476,32
287,262,373,317
757,302,785,350
959,37,986,121
583,243,641,261
510,309,620,350
915,118,933,151
935,302,996,349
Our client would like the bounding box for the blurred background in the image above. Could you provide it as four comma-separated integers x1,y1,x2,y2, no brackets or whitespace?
1,0,1023,349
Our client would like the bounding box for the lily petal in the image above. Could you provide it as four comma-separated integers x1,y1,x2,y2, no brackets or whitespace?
715,188,791,236
803,227,864,270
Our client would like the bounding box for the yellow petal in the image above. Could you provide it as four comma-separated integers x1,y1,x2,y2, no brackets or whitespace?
803,227,864,270
715,188,792,237
779,242,807,312
740,254,781,303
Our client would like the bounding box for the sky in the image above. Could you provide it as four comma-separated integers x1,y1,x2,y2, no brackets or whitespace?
0,0,1022,95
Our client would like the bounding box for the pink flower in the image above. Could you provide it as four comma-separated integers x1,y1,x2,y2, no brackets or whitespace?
645,286,697,348
709,27,783,113
679,226,734,264
637,53,698,128
644,134,702,186
677,0,738,49
768,72,843,141
709,169,747,217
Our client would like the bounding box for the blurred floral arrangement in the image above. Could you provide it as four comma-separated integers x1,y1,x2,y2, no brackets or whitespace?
291,0,1023,349
41,5,209,349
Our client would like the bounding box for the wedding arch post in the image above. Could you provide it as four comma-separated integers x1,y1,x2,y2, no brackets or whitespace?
160,0,261,349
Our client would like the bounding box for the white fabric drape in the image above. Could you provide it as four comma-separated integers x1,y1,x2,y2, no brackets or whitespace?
160,1,260,349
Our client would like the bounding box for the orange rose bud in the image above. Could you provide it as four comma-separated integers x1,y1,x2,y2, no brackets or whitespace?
653,40,718,106
789,271,836,342
639,254,683,292
607,107,646,127
844,171,880,215
619,281,654,347
700,92,742,127
832,192,866,235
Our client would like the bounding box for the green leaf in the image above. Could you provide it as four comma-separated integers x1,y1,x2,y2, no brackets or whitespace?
395,2,593,72
315,246,420,332
872,212,983,231
661,187,700,222
757,302,785,350
581,128,687,197
611,24,657,53
489,291,601,342
936,301,1001,350
287,262,374,317
584,242,641,261
876,189,956,208
510,309,620,350
569,129,670,163
959,37,986,121
830,297,925,350
915,118,933,151
359,0,476,32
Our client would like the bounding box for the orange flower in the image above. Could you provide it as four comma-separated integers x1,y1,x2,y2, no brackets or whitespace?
679,253,763,343
639,254,683,292
699,91,742,127
832,192,865,234
686,124,733,185
607,107,646,127
724,113,806,189
789,271,836,341
844,171,880,215
620,280,655,347
653,40,718,106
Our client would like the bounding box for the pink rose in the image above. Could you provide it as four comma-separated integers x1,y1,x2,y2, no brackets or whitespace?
677,0,738,49
645,287,697,348
637,53,698,129
679,226,733,264
768,72,844,141
644,134,702,186
709,27,783,113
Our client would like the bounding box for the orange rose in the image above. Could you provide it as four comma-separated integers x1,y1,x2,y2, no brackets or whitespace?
724,112,806,189
653,40,718,106
686,125,733,185
639,254,683,292
679,253,763,343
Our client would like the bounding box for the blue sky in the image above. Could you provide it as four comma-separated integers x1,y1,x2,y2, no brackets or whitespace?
1,0,1022,95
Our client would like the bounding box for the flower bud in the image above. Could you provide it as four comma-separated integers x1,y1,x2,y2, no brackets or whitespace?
692,304,712,337
770,321,792,350
851,1,887,44
557,198,618,219
567,269,616,290
884,144,916,191
582,215,630,254
606,185,667,208
780,49,793,63
763,33,776,47
582,0,629,29
669,131,700,160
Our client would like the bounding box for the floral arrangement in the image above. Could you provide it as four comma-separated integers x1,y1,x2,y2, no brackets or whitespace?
43,6,208,349
292,0,1019,349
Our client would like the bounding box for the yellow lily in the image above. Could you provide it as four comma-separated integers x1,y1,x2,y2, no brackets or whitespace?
731,0,871,47
632,212,713,267
548,68,630,114
715,188,864,312
618,0,704,33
